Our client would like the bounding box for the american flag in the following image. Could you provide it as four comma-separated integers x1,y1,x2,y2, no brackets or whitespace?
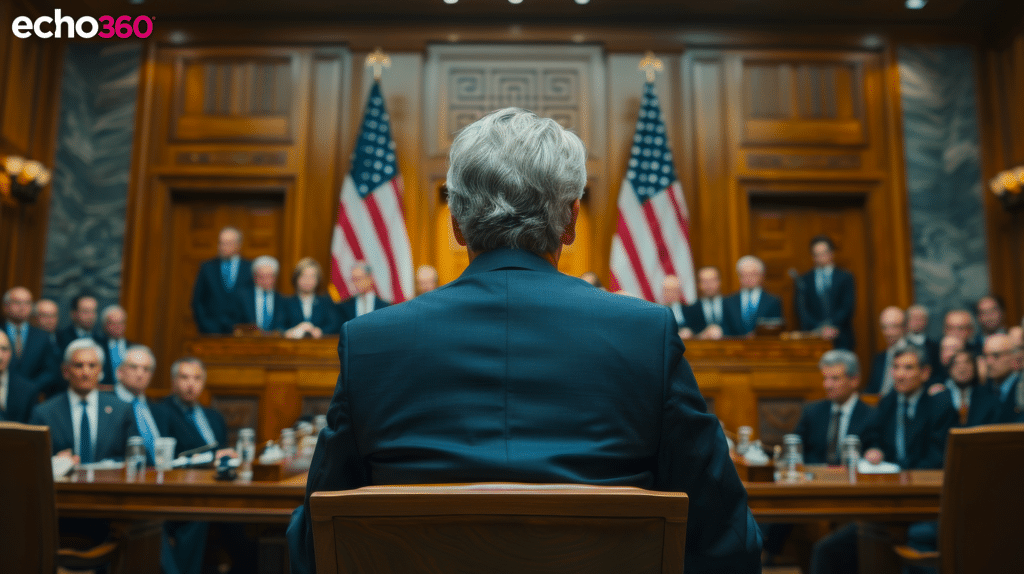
610,82,696,304
330,81,413,304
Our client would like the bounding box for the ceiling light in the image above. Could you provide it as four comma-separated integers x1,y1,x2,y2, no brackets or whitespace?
443,0,458,4
575,0,590,4
905,0,927,9
509,0,523,4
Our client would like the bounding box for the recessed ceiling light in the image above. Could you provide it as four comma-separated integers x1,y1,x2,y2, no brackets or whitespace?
509,0,523,4
575,0,590,4
443,0,458,4
905,0,927,9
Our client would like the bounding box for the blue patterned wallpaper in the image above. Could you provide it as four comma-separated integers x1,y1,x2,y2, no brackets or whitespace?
42,43,141,324
898,45,989,339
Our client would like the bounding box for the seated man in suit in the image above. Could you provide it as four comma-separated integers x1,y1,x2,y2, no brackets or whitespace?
976,294,1007,340
288,107,761,574
29,338,134,461
795,235,856,350
56,294,99,352
31,298,60,346
682,265,726,340
928,349,1000,427
4,286,60,397
985,333,1021,405
0,330,39,423
660,274,687,332
415,264,440,296
234,255,288,333
112,345,169,462
722,255,783,337
283,257,339,339
944,308,981,354
191,226,253,334
337,261,390,324
865,306,906,395
762,348,875,565
95,305,132,390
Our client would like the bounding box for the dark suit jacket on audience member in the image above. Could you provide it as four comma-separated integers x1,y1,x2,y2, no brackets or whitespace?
28,391,134,459
721,291,783,337
336,294,390,325
861,390,957,469
2,372,39,423
683,301,721,334
191,257,253,334
55,324,95,354
999,376,1024,423
866,350,888,395
232,287,288,332
94,336,133,390
288,248,762,574
795,267,856,350
8,324,61,397
161,396,229,456
282,294,340,335
958,384,1002,427
793,398,874,464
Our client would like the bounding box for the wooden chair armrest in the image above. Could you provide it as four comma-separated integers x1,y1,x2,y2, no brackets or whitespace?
893,545,940,568
58,541,120,569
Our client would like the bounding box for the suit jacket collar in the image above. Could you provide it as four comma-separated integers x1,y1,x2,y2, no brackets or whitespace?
461,248,559,278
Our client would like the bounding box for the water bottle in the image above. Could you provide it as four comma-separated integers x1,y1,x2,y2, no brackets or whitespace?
782,434,804,482
843,435,861,484
125,436,146,482
236,428,256,482
736,426,753,456
280,428,297,460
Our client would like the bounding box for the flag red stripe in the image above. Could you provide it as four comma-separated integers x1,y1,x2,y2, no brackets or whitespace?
332,197,366,300
667,184,691,244
615,213,657,302
641,199,679,280
363,188,406,304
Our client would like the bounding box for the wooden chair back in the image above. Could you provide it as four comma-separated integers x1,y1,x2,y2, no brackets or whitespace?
0,421,60,574
310,483,688,574
938,423,1024,574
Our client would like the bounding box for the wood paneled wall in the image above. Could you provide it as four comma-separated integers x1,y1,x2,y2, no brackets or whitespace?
979,31,1024,327
0,0,63,295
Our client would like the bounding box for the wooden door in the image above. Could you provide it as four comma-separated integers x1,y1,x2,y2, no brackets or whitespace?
748,194,874,372
161,196,284,389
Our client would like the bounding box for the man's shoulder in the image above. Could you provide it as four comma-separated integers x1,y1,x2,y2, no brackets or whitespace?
34,392,69,417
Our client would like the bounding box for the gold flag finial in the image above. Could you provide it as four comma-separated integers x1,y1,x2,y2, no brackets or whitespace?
366,48,392,81
639,51,663,83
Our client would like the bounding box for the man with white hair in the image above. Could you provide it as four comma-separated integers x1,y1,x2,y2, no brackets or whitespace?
96,305,132,388
29,338,134,460
337,261,390,324
722,255,783,337
234,255,287,332
191,226,253,334
288,108,761,574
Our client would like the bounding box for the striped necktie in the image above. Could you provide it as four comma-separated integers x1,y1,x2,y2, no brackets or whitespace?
133,398,156,463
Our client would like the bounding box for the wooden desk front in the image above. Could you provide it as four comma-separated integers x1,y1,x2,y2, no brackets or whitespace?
186,336,832,445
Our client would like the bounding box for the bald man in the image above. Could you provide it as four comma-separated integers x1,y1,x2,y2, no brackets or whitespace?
866,306,906,395
944,309,980,354
416,265,440,296
4,287,60,397
661,275,686,330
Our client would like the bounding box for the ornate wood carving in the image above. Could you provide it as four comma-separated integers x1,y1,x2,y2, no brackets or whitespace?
176,151,288,166
746,153,861,170
757,397,805,448
210,394,260,446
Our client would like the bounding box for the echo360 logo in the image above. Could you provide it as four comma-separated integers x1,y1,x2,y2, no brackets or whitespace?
12,10,153,39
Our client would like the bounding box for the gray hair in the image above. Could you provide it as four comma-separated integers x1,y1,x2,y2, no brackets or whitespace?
63,338,106,375
446,107,586,254
252,255,279,275
892,340,929,369
123,344,156,366
100,304,126,325
736,255,765,273
171,356,205,379
819,349,860,377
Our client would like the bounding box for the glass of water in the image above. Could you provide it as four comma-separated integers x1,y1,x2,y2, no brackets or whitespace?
153,437,176,472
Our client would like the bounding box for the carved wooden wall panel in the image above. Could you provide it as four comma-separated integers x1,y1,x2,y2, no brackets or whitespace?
210,394,261,447
757,397,804,448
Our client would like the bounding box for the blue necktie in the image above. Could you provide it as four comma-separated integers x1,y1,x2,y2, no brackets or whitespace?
133,398,156,464
190,407,217,446
895,396,907,468
79,399,94,464
742,294,757,331
221,260,236,291
262,293,271,330
109,341,122,372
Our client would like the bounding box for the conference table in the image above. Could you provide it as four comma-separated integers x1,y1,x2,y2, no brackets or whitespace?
55,465,942,524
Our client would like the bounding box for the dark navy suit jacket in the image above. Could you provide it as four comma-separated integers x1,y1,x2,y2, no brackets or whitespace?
55,324,95,354
866,350,888,394
792,398,874,464
2,371,39,423
282,294,340,335
28,391,134,459
336,294,390,325
721,290,784,337
161,396,229,456
232,287,288,332
191,257,253,334
288,248,761,574
861,389,957,469
955,383,1002,427
999,376,1024,423
795,267,856,350
7,323,61,397
94,336,133,390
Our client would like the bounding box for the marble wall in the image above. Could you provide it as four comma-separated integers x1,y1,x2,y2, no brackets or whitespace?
42,43,141,326
898,45,989,339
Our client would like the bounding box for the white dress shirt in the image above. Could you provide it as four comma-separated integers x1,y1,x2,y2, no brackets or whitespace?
701,296,723,325
356,292,376,317
299,294,315,321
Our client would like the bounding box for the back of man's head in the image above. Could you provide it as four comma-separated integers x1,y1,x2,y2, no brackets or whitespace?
446,107,586,255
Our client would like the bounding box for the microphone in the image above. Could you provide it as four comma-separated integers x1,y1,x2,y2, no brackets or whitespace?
178,442,218,458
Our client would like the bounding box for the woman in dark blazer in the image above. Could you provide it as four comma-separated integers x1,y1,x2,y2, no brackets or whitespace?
282,257,340,338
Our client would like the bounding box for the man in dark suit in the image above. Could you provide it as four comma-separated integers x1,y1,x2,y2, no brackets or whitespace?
763,348,875,566
795,235,856,350
31,298,60,346
94,305,132,391
288,108,761,574
232,255,288,333
191,226,253,334
55,294,98,352
865,306,906,395
975,295,1007,340
112,345,169,462
682,266,726,340
0,330,39,423
661,274,687,330
944,308,981,355
336,261,390,324
4,286,60,397
985,333,1021,406
931,349,1001,427
29,338,134,461
722,255,783,337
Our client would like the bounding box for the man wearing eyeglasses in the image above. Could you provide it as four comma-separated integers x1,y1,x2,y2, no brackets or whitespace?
984,334,1021,403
